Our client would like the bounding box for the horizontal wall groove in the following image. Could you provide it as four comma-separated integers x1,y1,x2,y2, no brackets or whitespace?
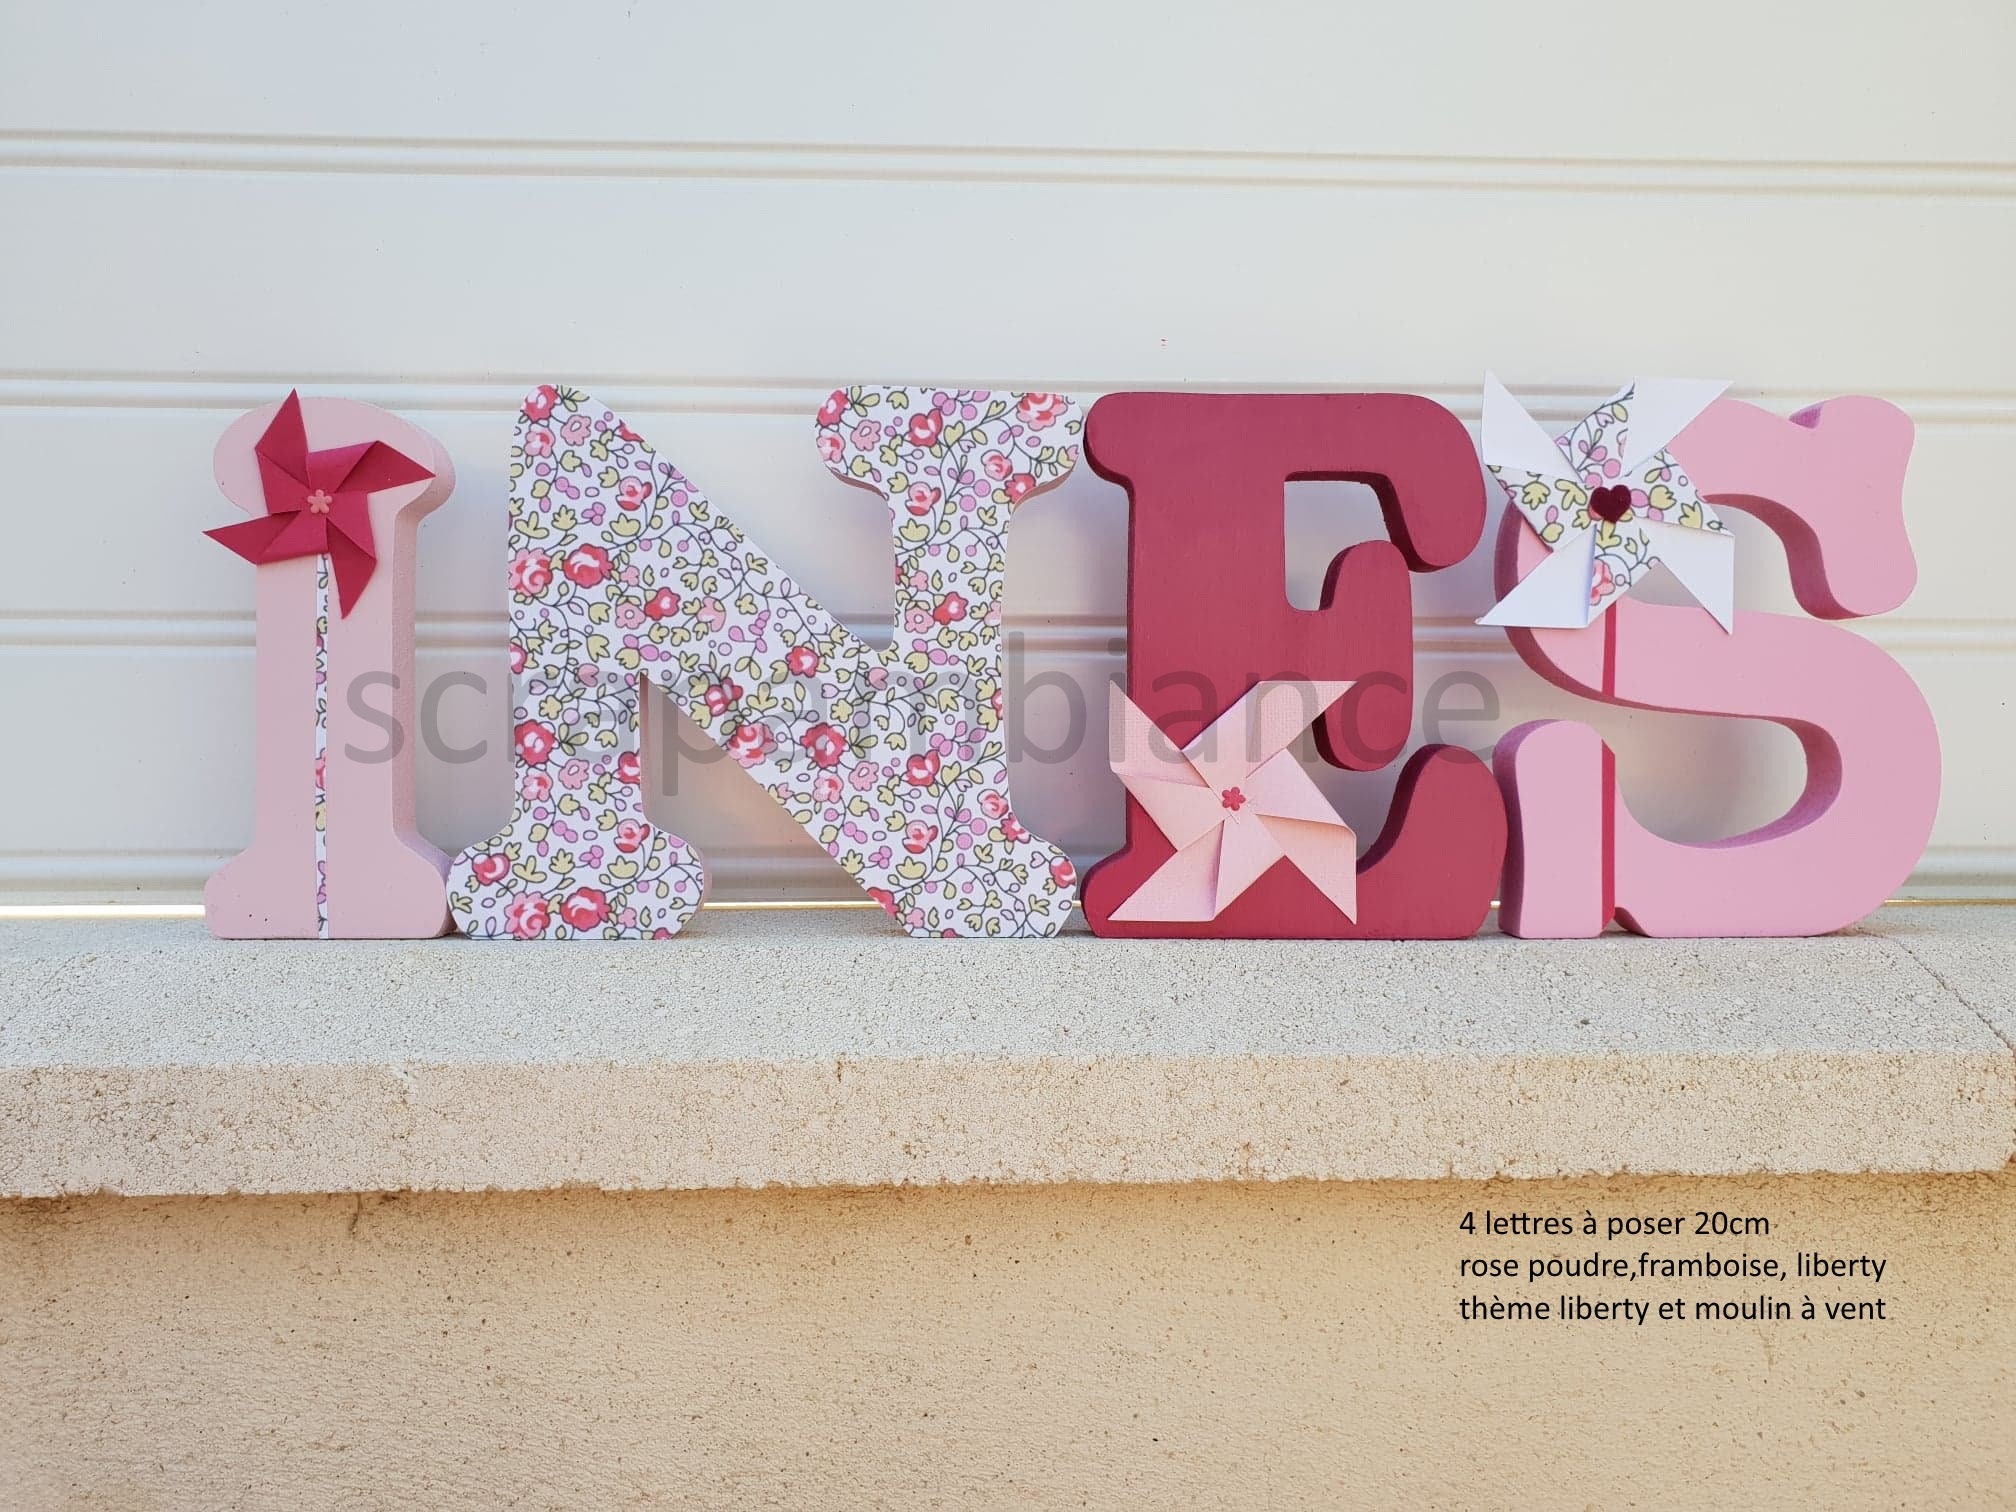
2,848,2006,903
3,131,2014,198
2,376,2013,426
2,616,2011,657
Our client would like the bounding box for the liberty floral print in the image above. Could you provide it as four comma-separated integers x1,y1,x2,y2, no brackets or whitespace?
1481,376,1734,629
312,561,330,937
449,384,1083,939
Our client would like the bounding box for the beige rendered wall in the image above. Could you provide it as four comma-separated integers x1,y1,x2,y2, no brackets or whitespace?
4,1173,2011,1510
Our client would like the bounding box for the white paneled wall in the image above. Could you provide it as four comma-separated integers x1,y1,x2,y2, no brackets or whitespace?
2,2,2011,900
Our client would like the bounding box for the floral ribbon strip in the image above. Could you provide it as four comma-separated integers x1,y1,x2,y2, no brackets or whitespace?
1107,680,1359,922
1478,374,1735,631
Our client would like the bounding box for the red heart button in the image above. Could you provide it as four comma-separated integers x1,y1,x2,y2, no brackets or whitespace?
1589,484,1632,523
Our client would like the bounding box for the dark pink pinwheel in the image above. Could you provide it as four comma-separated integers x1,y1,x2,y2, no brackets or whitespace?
205,390,434,616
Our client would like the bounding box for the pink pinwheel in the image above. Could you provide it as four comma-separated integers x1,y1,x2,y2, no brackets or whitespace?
1108,680,1358,922
205,390,434,616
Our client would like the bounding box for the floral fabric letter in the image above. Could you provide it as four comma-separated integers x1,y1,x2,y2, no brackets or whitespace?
1492,393,1940,937
451,384,1082,939
1080,393,1507,938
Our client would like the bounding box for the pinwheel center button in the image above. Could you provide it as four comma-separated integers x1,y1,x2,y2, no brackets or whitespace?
1589,484,1632,523
305,489,334,515
1218,786,1247,813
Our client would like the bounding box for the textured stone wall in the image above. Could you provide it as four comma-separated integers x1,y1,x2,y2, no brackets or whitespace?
6,1173,2011,1509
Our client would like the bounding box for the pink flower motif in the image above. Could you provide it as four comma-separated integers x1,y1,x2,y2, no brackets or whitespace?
905,751,942,787
982,450,1012,481
903,821,938,855
508,551,553,595
932,592,968,625
848,761,881,791
617,476,653,512
514,721,557,766
904,608,934,635
558,758,591,790
616,751,642,786
523,427,554,458
614,819,649,854
818,389,847,428
503,893,551,939
800,723,848,769
703,678,743,716
979,791,1010,819
851,420,882,450
1050,858,1076,888
644,588,681,620
1005,473,1037,503
907,483,942,516
1002,814,1029,842
697,599,727,631
521,771,552,802
786,645,820,677
523,386,559,422
1590,559,1617,607
813,773,843,803
1017,393,1068,429
508,642,527,675
817,432,844,464
560,415,592,445
907,410,944,447
560,887,609,931
615,603,645,629
471,853,510,886
726,722,775,766
562,546,611,588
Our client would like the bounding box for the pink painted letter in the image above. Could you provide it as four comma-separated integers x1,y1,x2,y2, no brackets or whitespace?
1494,397,1939,937
206,397,455,938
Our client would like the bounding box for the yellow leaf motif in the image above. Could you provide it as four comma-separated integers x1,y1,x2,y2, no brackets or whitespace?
1519,480,1553,510
895,858,928,884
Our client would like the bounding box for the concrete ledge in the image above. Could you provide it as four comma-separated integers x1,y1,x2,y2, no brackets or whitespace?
2,909,2012,1196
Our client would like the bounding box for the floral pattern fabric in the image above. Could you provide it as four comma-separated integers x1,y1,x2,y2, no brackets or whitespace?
1489,382,1729,620
449,383,1082,939
312,560,330,938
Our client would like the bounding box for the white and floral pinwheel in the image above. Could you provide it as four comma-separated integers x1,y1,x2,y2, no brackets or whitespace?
1478,374,1735,631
